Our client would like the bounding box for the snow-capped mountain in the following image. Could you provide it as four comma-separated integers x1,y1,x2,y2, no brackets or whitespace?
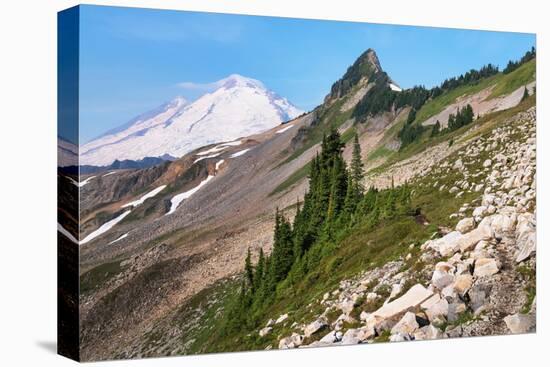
80,74,303,166
58,136,78,167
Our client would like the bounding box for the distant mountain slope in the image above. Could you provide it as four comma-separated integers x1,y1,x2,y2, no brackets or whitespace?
79,155,175,174
80,75,302,166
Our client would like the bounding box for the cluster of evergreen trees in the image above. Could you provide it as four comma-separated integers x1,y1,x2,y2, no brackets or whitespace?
503,47,536,74
352,47,534,139
224,130,414,335
447,104,474,131
398,108,425,147
432,64,500,97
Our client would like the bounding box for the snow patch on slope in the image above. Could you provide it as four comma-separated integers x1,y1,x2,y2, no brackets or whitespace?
230,148,252,158
166,175,215,215
390,83,402,92
80,210,132,245
109,232,129,245
122,185,167,208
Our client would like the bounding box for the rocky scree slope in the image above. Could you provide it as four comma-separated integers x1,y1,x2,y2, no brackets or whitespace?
268,107,536,349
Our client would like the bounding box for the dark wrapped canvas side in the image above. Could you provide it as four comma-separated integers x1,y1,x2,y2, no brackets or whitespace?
57,6,80,362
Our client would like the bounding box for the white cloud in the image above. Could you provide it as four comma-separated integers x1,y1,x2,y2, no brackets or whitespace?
176,81,220,92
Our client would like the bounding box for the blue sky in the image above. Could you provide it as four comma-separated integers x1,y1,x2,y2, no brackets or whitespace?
77,5,535,143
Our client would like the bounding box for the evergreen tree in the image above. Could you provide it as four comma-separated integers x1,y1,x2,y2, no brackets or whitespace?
254,248,265,292
270,212,294,283
350,133,364,195
244,248,254,290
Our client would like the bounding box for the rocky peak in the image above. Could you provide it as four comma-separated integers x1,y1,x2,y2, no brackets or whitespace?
326,48,384,102
357,48,382,74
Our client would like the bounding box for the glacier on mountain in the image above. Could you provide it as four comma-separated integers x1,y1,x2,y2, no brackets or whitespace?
80,74,302,166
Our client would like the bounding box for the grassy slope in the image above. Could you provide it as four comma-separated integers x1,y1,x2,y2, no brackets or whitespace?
367,61,536,174
171,93,535,355
416,59,535,124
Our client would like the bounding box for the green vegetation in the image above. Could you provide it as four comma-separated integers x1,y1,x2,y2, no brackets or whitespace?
398,109,426,148
503,47,536,74
269,161,311,196
489,59,535,98
80,260,122,295
329,48,378,98
517,263,536,314
446,104,474,132
196,129,437,352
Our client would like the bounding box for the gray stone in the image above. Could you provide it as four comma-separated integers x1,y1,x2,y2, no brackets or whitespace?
504,313,536,334
371,284,433,322
474,258,500,277
278,333,303,349
447,302,467,322
259,326,272,337
426,231,463,257
275,313,289,324
453,274,473,296
319,330,343,344
421,294,449,322
456,218,475,234
468,284,490,313
304,318,328,337
431,270,454,290
413,324,444,340
391,312,419,335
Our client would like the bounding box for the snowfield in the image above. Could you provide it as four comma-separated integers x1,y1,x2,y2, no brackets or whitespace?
122,185,167,208
80,210,132,245
68,175,96,188
196,140,241,156
166,175,214,215
194,154,220,164
390,83,402,92
109,232,129,245
80,74,302,166
230,148,252,158
215,159,225,171
103,171,117,177
276,125,294,134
